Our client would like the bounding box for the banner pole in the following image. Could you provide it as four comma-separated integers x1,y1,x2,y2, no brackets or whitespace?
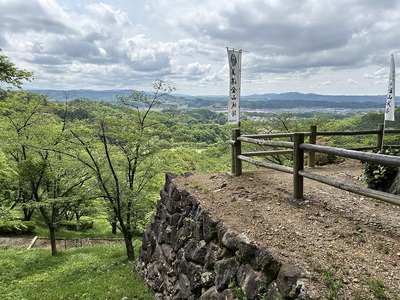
227,47,242,126
383,54,396,152
381,121,385,152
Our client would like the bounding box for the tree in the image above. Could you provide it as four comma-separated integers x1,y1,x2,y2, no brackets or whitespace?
0,91,92,255
36,152,93,256
66,80,175,260
0,149,17,219
0,48,33,89
0,91,48,220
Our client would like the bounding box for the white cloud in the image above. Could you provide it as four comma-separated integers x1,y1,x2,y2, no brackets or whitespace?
1,0,400,95
317,81,331,86
347,79,359,85
185,62,212,76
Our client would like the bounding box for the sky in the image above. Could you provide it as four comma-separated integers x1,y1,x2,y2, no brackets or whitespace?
1,0,400,96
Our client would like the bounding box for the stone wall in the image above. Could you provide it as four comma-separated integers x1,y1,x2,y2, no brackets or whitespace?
138,173,317,300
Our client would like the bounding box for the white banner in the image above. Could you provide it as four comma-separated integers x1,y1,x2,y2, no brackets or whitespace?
227,48,242,124
385,54,395,122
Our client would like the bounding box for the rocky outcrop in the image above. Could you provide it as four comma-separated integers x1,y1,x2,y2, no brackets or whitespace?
138,173,317,300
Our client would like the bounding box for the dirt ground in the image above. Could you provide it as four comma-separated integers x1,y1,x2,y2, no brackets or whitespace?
174,159,400,299
0,236,123,250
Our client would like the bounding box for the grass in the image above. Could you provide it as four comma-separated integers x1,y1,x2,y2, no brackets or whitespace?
322,269,341,300
29,210,124,239
188,180,211,194
0,243,155,300
232,287,246,300
1,207,154,299
376,242,390,255
1,202,155,299
369,279,389,300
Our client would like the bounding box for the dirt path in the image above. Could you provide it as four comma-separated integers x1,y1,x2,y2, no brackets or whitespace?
0,236,124,250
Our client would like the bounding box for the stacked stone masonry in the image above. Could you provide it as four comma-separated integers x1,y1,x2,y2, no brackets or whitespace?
139,173,317,299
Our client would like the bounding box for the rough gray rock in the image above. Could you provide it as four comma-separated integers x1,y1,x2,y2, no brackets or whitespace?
214,257,240,290
198,287,219,299
184,239,207,264
139,174,317,299
253,248,281,280
236,264,268,299
276,263,302,299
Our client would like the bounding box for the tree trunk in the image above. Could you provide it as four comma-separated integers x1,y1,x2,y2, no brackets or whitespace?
23,207,35,221
39,207,58,256
111,221,117,235
49,224,58,256
123,231,135,261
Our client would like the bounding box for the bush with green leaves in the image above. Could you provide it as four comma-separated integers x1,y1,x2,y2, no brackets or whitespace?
58,220,94,231
0,220,35,234
363,149,399,192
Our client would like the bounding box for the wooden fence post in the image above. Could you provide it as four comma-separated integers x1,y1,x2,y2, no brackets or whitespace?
376,123,384,151
293,133,304,200
231,128,242,176
27,236,38,250
308,125,317,167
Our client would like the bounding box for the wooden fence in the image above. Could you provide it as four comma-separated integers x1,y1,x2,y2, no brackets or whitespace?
230,124,400,207
27,236,124,250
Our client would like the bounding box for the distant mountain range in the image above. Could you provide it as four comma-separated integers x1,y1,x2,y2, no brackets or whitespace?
28,89,387,111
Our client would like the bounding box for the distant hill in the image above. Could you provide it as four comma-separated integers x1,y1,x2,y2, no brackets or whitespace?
27,89,135,104
243,92,385,103
27,89,386,111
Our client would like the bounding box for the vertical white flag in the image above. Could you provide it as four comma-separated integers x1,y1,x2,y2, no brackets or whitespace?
227,48,242,124
385,54,395,122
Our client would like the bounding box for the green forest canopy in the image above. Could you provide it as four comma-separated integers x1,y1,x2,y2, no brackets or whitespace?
0,88,398,258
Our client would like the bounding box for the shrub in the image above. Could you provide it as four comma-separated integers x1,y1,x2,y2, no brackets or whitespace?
58,220,93,231
314,153,342,166
363,149,399,192
0,220,36,234
308,139,344,166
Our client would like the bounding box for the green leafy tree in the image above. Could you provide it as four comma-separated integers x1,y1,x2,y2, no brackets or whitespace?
0,91,92,255
0,91,48,220
37,153,93,256
0,149,17,219
0,48,33,89
66,80,175,260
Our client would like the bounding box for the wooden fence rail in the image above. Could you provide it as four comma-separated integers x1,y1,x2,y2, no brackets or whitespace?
230,124,400,207
27,236,124,250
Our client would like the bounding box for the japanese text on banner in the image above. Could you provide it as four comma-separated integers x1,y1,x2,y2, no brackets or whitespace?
227,48,242,124
385,54,396,122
